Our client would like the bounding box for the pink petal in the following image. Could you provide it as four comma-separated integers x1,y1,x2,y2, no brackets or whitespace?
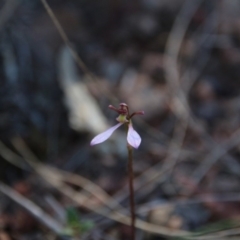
127,124,141,149
90,123,123,146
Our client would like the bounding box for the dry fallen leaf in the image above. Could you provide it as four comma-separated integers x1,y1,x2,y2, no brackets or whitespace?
58,46,108,134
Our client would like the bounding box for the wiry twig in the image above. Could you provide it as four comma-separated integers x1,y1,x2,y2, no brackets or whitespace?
1,137,239,238
138,192,240,214
10,137,191,237
39,0,184,146
192,127,240,184
163,0,240,189
40,0,91,76
0,141,30,170
110,0,204,208
40,0,117,103
10,137,124,211
0,181,63,235
163,0,203,176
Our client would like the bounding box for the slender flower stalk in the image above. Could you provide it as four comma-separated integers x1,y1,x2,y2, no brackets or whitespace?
127,144,135,240
90,103,144,240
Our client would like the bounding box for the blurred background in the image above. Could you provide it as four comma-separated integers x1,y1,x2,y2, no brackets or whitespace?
1,0,240,239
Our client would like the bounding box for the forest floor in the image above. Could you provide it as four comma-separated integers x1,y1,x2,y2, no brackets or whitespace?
1,0,240,239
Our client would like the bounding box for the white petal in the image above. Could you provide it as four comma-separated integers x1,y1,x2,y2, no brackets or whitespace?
127,124,141,149
90,123,123,146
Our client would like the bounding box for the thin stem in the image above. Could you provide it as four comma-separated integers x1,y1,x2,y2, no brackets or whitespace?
127,144,135,240
40,0,90,75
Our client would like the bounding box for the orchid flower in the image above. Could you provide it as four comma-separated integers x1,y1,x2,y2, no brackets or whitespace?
90,103,144,149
